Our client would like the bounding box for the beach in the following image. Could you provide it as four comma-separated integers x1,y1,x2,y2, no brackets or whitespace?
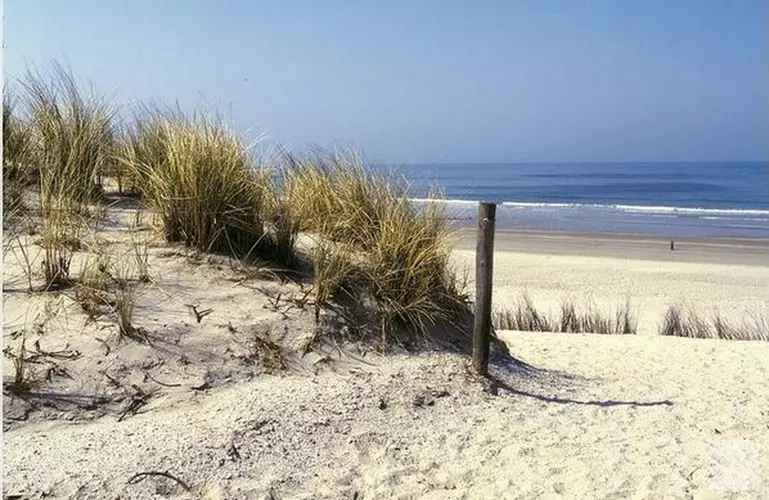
4,333,768,499
451,228,769,335
4,216,769,498
5,4,768,496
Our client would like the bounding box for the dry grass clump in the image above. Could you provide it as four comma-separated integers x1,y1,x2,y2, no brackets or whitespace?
495,295,637,334
284,153,409,248
360,197,466,338
3,337,36,395
119,110,289,262
494,295,554,332
106,258,143,338
311,239,355,321
660,306,768,341
286,152,468,341
75,253,111,321
12,62,116,288
20,62,115,209
38,209,84,290
2,90,33,219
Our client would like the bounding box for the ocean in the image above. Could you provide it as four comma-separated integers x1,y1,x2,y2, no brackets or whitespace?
376,162,769,239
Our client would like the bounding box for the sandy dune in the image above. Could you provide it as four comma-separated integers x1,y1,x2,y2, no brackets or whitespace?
3,218,768,498
4,332,767,499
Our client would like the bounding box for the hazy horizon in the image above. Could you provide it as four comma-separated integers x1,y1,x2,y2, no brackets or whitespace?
4,1,768,164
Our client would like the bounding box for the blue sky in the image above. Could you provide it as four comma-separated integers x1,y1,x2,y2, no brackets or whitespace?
4,1,767,163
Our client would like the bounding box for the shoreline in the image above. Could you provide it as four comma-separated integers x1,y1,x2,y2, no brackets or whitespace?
449,228,769,335
424,198,769,240
449,227,769,266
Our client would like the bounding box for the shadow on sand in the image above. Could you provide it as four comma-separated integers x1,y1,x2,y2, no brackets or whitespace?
486,339,675,408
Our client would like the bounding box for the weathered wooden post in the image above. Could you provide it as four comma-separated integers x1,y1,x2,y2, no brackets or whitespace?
473,202,496,376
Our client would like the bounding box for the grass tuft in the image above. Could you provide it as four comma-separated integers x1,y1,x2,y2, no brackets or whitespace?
119,110,285,262
285,152,469,343
75,253,111,322
496,295,637,334
3,337,35,395
109,259,140,338
660,306,768,341
2,89,33,219
21,61,115,210
495,295,555,332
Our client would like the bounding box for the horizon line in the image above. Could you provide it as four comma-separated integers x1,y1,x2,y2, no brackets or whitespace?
374,159,768,166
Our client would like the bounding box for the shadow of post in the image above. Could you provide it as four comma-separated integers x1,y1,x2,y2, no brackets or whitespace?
487,374,674,408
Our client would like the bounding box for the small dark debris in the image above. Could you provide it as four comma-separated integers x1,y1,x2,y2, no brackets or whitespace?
118,386,149,422
191,381,211,391
227,441,242,461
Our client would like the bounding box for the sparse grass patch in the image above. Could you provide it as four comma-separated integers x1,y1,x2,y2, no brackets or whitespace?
75,253,111,322
2,337,37,395
495,295,554,332
660,306,768,341
37,208,84,290
495,296,637,334
127,216,152,283
109,259,140,338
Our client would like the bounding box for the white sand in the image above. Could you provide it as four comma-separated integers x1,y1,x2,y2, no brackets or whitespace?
4,334,767,499
3,212,769,498
451,229,769,335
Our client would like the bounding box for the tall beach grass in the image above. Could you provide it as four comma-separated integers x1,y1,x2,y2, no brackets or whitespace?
2,89,33,218
285,152,469,340
20,62,115,211
119,109,279,260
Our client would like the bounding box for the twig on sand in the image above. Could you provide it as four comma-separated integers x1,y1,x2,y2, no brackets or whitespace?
26,340,82,362
143,371,182,388
95,337,111,356
686,464,703,481
185,304,213,323
118,385,149,422
103,371,121,388
127,471,191,492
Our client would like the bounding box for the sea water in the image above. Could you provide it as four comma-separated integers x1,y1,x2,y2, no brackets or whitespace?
376,162,769,239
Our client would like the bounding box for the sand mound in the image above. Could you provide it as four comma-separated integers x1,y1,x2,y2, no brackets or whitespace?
4,204,768,499
4,332,767,499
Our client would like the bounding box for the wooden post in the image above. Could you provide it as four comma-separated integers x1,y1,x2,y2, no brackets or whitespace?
473,202,496,376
